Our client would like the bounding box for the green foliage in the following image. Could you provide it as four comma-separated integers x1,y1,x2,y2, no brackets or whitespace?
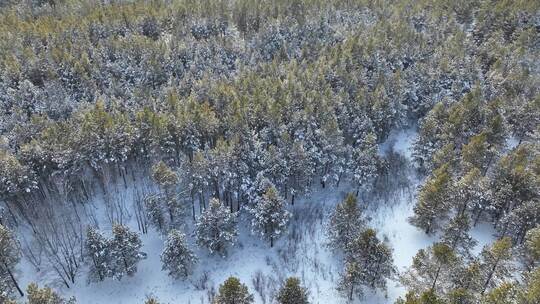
26,283,76,304
276,277,309,304
214,277,254,304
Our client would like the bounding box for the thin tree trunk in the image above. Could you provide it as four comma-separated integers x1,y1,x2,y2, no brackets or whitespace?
2,261,23,296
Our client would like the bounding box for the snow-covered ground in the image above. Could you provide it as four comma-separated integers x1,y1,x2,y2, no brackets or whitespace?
16,129,495,303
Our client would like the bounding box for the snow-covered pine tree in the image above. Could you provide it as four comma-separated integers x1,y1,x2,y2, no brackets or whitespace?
327,193,365,252
523,227,540,270
161,229,197,279
84,226,110,282
108,224,146,280
499,200,540,244
452,168,490,223
0,224,23,298
479,237,514,295
409,164,452,234
144,296,160,304
441,214,477,259
144,194,166,233
213,277,254,304
349,132,379,197
276,277,309,304
26,283,76,304
338,228,394,300
249,185,290,247
195,198,237,256
400,242,459,295
412,102,447,171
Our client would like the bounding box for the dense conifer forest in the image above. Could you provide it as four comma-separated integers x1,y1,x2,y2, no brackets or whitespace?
0,0,538,303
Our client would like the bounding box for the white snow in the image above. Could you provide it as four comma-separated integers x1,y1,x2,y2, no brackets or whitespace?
15,128,495,303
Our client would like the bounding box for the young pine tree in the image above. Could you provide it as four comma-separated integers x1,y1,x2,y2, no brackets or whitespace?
109,224,146,280
26,283,76,304
195,198,237,256
338,229,394,300
0,224,23,297
440,214,477,259
161,229,197,279
84,226,110,282
479,237,514,295
249,185,290,247
144,194,167,233
276,277,309,304
410,164,452,234
401,243,459,295
213,277,254,304
523,227,540,270
349,132,379,197
327,193,365,252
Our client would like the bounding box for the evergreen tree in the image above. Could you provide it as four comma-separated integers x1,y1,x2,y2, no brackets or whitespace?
441,214,477,259
395,290,447,304
518,267,540,304
0,224,23,297
479,237,514,295
195,198,237,256
327,193,365,252
249,185,290,247
349,132,379,197
338,228,394,300
499,200,540,244
401,243,459,295
144,296,160,304
213,277,254,304
84,226,110,282
109,224,146,280
410,164,452,234
276,277,309,304
453,168,490,223
144,194,167,233
523,227,540,270
26,283,76,304
480,282,518,304
161,229,197,279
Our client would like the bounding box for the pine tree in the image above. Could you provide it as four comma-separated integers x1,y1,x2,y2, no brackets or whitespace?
109,224,146,280
441,214,477,259
161,229,197,279
410,164,452,234
144,296,160,304
327,193,365,252
26,283,76,304
151,161,183,227
401,243,459,295
276,277,309,304
84,226,110,282
518,267,540,304
499,200,540,244
144,297,159,304
338,228,394,300
349,132,379,197
395,290,447,304
480,282,518,304
144,194,167,233
195,198,237,256
0,224,23,297
479,237,514,295
249,185,290,247
453,168,490,223
213,277,254,304
523,227,540,270
412,102,448,171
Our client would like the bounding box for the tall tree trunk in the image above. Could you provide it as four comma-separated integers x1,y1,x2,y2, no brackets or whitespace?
3,261,24,297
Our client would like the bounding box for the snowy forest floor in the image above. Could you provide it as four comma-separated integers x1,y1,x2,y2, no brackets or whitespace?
16,129,495,304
